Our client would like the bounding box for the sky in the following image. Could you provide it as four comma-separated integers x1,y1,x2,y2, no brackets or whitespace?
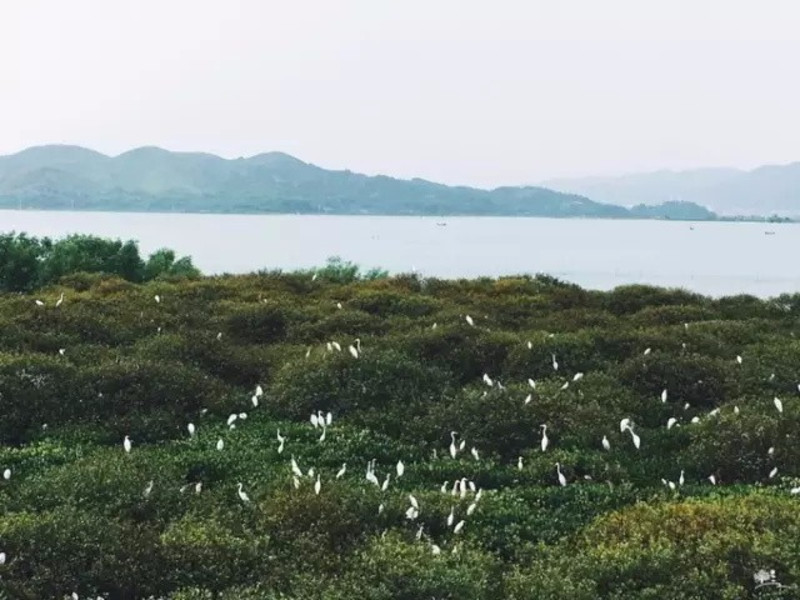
1,0,800,188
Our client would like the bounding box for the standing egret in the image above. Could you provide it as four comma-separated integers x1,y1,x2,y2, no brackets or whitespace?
528,378,536,389
453,520,466,534
440,480,449,493
318,425,327,443
527,340,533,349
626,425,641,450
227,413,238,426
336,463,347,479
667,417,678,430
396,460,405,478
540,424,549,452
734,405,740,415
195,482,202,494
431,544,442,555
314,474,321,495
143,480,154,498
446,506,455,527
381,474,391,491
310,413,319,428
769,467,779,479
774,397,784,413
2,468,10,480
348,345,359,359
293,476,301,489
237,482,250,502
661,389,668,403
573,372,584,382
409,494,419,510
524,393,532,405
644,347,652,356
331,341,342,352
465,314,474,326
55,292,64,307
291,457,303,478
517,456,524,471
277,430,286,454
449,431,458,459
482,373,493,387
0,552,6,565
551,354,559,371
678,470,685,486
601,436,611,451
251,394,259,408
336,302,343,309
216,438,224,451
619,418,631,432
736,355,743,364
555,462,567,486
325,412,333,426
123,436,132,453
187,423,196,437
470,447,480,461
708,475,717,485
467,502,477,516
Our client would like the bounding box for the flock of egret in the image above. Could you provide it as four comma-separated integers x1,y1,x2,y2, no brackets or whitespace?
4,296,799,598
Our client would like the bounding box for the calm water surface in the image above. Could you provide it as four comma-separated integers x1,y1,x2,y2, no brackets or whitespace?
1,210,797,297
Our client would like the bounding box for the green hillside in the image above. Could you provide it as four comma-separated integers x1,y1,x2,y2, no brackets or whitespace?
0,145,716,219
0,249,799,598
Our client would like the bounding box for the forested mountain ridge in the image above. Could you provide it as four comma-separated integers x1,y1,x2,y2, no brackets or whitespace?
0,145,715,219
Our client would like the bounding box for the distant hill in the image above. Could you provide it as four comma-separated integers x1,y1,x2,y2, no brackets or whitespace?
0,145,714,219
544,164,800,217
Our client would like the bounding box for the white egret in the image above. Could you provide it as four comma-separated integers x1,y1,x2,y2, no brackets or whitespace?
58,348,65,356
255,384,263,398
326,411,333,426
555,462,567,486
143,480,154,498
467,502,477,516
667,417,678,430
453,520,466,534
336,302,342,310
381,474,391,491
528,378,536,389
661,389,668,403
431,544,442,555
440,481,449,493
416,524,424,541
470,447,480,461
237,482,250,502
2,468,10,480
331,341,341,352
517,456,524,470
305,347,312,358
314,474,321,495
524,393,532,405
277,430,286,453
573,372,584,382
769,467,778,479
708,475,717,485
447,506,455,527
601,436,611,451
187,423,196,437
55,292,64,307
736,355,742,364
251,395,259,408
34,299,44,306
644,347,652,356
768,446,775,456
559,381,569,391
774,397,784,413
336,463,347,479
123,436,132,453
527,340,533,349
0,552,5,566
396,460,405,478
540,424,549,452
348,345,359,359
465,314,474,326
482,373,493,387
291,457,303,478
449,431,458,459
620,418,631,432
226,413,238,426
216,438,224,451
475,488,483,502
238,412,248,420
310,413,319,428
627,425,641,450
409,494,419,509
551,353,559,371
293,476,300,489
378,503,385,514
690,416,701,424
405,506,419,520
734,405,740,415
459,440,466,452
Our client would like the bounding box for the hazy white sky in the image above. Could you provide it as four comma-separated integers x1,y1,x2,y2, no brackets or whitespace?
2,0,800,187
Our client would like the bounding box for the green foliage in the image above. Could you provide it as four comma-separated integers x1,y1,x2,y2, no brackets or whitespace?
0,258,798,599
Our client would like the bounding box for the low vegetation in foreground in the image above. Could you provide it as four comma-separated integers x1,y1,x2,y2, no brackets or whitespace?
1,249,800,599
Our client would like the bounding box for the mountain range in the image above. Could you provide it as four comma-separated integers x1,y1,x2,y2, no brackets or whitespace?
0,145,716,219
544,164,800,217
